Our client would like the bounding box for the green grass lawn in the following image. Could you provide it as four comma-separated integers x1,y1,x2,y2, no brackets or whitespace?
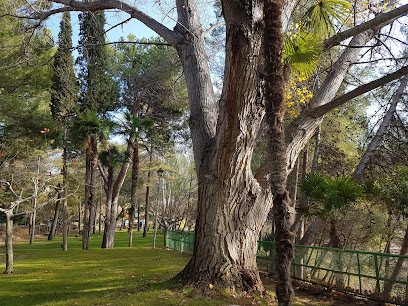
0,230,342,305
0,230,205,306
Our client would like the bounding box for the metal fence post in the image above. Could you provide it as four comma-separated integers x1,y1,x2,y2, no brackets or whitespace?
357,253,362,294
374,254,381,292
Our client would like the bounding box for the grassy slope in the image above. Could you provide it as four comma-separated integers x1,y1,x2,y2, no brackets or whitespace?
0,230,334,305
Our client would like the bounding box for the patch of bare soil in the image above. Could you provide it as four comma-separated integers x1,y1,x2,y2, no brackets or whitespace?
0,225,51,243
260,273,369,305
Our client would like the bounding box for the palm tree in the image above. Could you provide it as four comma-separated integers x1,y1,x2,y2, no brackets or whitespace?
299,173,365,248
73,111,116,249
298,172,364,287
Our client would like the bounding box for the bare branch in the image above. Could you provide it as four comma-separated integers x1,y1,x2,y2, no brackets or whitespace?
309,66,408,118
104,17,132,35
13,185,79,217
323,4,408,50
48,0,183,45
202,21,225,37
98,161,108,186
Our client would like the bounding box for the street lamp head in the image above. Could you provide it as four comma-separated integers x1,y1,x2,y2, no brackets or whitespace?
157,168,164,177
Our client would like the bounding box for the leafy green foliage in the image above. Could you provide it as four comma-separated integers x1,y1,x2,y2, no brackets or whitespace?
0,0,56,157
99,145,127,168
302,0,351,38
50,12,78,121
283,0,350,76
76,11,119,115
119,112,154,138
72,111,117,145
377,167,408,217
283,33,322,77
298,173,365,220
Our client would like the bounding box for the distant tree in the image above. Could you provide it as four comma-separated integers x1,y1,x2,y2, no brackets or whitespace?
113,39,188,246
0,173,59,273
378,167,408,297
72,111,115,249
49,11,78,250
76,10,119,250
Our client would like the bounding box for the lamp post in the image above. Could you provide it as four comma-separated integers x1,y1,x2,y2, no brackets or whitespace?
153,168,164,249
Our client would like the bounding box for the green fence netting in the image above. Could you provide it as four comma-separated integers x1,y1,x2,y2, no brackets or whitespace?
167,230,408,304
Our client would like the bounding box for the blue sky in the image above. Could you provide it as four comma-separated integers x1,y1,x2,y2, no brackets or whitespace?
45,4,175,49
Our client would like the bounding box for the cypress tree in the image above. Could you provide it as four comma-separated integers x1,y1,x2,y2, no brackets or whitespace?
50,11,78,251
77,11,119,114
76,10,119,249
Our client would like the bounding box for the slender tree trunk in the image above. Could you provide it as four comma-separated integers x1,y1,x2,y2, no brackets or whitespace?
383,225,408,297
128,142,139,247
98,200,102,236
62,121,68,251
48,190,61,240
264,1,295,304
30,158,40,245
329,221,344,287
137,204,140,231
82,136,98,250
143,151,152,238
93,206,97,234
311,124,321,173
78,197,81,234
101,136,134,249
353,76,408,180
102,167,114,248
4,212,13,274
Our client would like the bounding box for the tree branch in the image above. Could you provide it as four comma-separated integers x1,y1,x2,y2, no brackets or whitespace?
309,65,408,118
323,4,408,50
98,161,108,185
202,21,225,37
49,0,183,45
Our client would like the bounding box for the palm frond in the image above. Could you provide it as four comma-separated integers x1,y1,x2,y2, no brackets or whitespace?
283,32,322,78
302,0,351,38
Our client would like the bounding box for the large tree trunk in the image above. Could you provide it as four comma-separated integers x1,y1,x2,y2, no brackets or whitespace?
4,212,13,274
82,136,98,250
48,190,61,240
175,0,272,295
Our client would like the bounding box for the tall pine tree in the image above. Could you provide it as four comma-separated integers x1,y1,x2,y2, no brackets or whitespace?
50,11,78,251
76,10,118,249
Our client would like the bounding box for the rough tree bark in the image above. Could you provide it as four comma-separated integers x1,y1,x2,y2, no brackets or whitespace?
175,0,273,295
127,97,141,247
82,136,98,250
264,1,296,304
